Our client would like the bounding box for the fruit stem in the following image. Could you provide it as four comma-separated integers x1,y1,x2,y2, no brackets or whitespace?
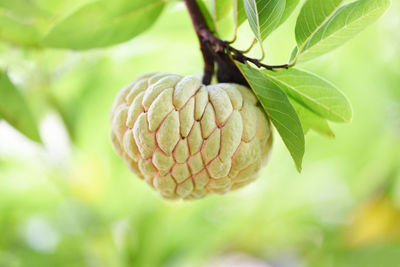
184,0,215,85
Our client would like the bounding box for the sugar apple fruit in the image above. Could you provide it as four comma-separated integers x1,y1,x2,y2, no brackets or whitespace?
110,72,272,200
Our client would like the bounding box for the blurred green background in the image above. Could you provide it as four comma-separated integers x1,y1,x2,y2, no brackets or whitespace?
0,0,399,266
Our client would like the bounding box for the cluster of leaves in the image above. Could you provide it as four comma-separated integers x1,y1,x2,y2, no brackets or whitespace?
0,0,390,171
202,0,389,171
0,0,170,142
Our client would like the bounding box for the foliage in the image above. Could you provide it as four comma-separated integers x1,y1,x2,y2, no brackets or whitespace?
237,0,388,170
0,0,390,170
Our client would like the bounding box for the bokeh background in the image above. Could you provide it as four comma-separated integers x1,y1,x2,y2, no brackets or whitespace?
0,1,399,266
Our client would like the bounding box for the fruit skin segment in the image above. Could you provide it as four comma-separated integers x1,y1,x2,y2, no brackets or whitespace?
110,73,273,200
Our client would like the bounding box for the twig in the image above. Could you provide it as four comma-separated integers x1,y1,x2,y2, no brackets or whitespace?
184,0,291,85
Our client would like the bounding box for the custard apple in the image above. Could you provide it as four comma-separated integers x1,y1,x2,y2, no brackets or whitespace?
110,72,272,200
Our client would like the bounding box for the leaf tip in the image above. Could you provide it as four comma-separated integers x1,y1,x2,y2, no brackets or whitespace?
344,102,354,123
296,165,302,173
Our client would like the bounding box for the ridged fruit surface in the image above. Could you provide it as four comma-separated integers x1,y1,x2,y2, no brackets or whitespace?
110,73,272,199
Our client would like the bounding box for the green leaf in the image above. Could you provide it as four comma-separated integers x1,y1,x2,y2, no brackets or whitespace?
291,100,335,137
243,0,286,41
211,0,233,22
278,0,300,27
42,0,165,50
264,68,352,122
299,0,391,62
236,62,305,172
295,0,344,54
0,71,41,143
197,0,215,32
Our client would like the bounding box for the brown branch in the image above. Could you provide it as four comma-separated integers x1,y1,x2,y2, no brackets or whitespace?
184,0,215,84
184,0,289,85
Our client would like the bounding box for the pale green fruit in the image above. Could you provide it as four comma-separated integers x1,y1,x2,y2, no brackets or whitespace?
110,72,272,200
